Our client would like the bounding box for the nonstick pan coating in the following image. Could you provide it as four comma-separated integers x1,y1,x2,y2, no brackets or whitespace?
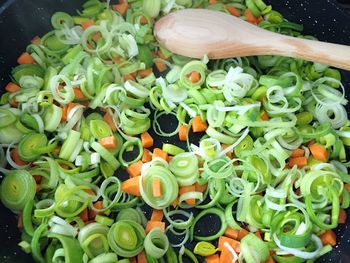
1,0,350,262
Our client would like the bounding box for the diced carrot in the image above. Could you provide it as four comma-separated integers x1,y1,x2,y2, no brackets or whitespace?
33,175,42,184
179,185,196,206
152,178,162,197
81,19,94,29
264,256,276,263
123,74,136,81
150,209,164,222
88,201,103,219
31,36,41,45
137,251,147,263
209,0,218,4
36,184,42,193
99,136,117,149
73,87,87,99
257,16,264,24
140,15,148,25
80,208,89,222
92,32,101,42
113,56,123,65
138,68,153,78
288,156,308,168
157,50,168,60
152,148,168,161
309,143,328,162
141,132,154,148
195,183,207,193
130,257,137,263
338,208,347,224
320,230,337,246
167,155,173,163
103,112,117,132
189,71,201,83
10,97,18,108
244,9,258,24
255,231,262,240
155,61,167,72
224,227,240,240
222,144,233,159
179,125,189,141
218,236,240,253
219,244,235,263
308,140,316,147
121,176,141,196
238,229,249,240
83,189,96,196
192,116,208,133
291,148,305,158
127,160,143,178
145,221,165,234
260,110,269,121
17,213,23,229
345,184,350,193
5,82,20,93
17,52,35,64
142,149,152,163
172,197,179,208
206,254,220,263
226,5,240,17
11,148,28,166
61,102,80,122
111,2,129,16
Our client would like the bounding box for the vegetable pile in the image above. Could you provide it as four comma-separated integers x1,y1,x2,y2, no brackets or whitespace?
1,0,350,262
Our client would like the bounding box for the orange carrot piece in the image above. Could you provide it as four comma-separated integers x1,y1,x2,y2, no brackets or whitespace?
218,236,240,253
88,201,103,219
189,71,201,83
145,221,165,234
206,254,220,263
179,185,196,206
137,251,148,263
195,183,207,193
73,87,87,99
157,50,168,60
10,97,18,108
31,36,41,45
288,156,308,168
99,136,117,149
92,32,101,42
345,184,350,193
138,68,153,78
33,175,42,184
36,184,42,193
11,148,28,166
113,56,123,64
79,208,89,222
5,82,20,93
257,16,264,24
151,209,164,222
81,19,94,29
226,5,240,17
167,155,173,163
141,132,154,148
309,143,328,162
103,112,117,132
320,230,337,246
127,160,143,178
142,149,152,163
224,227,240,240
338,208,347,224
83,189,96,196
192,116,208,133
140,15,148,25
17,213,23,229
155,61,167,72
244,9,258,24
209,0,218,4
221,144,233,159
179,125,189,141
130,257,137,263
255,231,263,240
264,256,276,263
152,148,168,161
219,245,235,263
291,148,305,158
17,52,35,64
111,2,129,16
172,197,179,208
124,74,136,81
152,178,162,197
121,176,141,196
238,229,249,240
260,110,269,121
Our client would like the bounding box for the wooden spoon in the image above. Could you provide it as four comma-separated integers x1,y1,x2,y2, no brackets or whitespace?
154,9,350,70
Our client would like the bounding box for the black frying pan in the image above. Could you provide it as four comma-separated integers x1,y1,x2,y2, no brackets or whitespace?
1,0,350,262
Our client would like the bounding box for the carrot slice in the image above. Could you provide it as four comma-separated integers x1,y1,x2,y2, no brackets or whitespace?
192,116,208,133
99,136,117,149
150,209,164,222
155,61,167,72
88,201,103,219
309,143,328,162
152,178,162,197
238,229,249,240
345,184,350,193
127,160,143,178
152,148,168,161
179,125,189,141
145,221,165,234
224,227,240,240
189,71,201,83
226,5,240,17
141,132,154,148
142,149,152,163
138,68,153,78
11,148,28,166
244,9,258,24
17,52,35,64
79,208,89,222
338,208,347,224
288,156,308,168
320,230,337,246
103,112,117,132
81,19,94,29
73,87,87,99
121,176,141,196
208,0,218,4
123,74,136,81
260,110,269,121
205,254,220,263
195,183,207,193
31,36,41,45
137,251,147,263
179,185,196,205
291,148,305,158
265,256,276,263
218,236,240,253
111,2,129,16
221,144,233,159
5,82,20,93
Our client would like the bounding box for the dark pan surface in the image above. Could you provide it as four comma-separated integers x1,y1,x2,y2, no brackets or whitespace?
0,0,350,262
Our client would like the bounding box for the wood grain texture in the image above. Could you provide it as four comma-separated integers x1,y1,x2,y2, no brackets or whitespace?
154,9,350,70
